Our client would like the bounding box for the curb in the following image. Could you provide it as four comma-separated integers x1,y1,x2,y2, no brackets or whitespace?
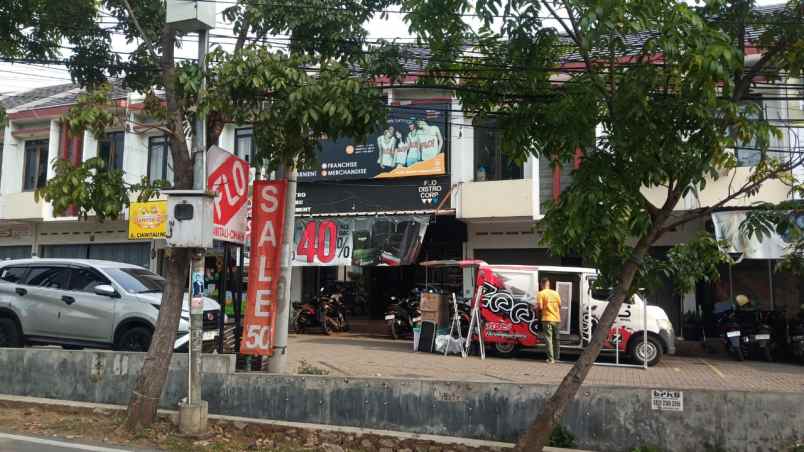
0,394,593,452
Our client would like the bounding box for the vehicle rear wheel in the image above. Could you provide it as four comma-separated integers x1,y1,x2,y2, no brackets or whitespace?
116,327,152,352
629,335,663,367
762,345,773,362
492,342,517,358
0,318,22,347
322,318,334,335
389,320,399,340
734,343,745,361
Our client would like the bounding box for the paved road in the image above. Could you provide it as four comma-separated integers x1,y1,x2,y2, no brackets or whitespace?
0,433,147,452
285,333,804,393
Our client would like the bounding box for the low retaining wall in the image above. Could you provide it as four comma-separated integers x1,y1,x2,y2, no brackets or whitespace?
0,348,801,452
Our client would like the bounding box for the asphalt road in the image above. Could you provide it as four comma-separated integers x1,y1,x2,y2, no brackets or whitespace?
0,433,149,452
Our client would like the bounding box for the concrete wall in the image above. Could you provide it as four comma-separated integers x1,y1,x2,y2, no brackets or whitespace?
0,348,801,452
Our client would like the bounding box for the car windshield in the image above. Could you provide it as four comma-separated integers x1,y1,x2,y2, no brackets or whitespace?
103,267,165,294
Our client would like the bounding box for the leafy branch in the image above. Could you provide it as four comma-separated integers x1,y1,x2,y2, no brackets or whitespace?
35,158,169,221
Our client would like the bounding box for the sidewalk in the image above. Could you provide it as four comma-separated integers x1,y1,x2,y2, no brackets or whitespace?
0,395,592,452
285,334,804,393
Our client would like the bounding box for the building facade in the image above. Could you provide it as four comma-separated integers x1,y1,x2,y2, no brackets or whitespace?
0,76,801,333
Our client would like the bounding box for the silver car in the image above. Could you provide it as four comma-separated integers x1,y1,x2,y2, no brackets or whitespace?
0,259,220,351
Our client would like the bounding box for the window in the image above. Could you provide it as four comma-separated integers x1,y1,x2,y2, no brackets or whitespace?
103,267,165,294
735,102,764,167
26,266,71,289
473,119,523,181
235,128,255,165
98,131,125,171
23,139,49,191
0,267,28,283
148,136,174,185
69,268,111,293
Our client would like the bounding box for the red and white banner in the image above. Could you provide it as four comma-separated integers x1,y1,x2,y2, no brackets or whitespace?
240,180,287,356
207,145,250,244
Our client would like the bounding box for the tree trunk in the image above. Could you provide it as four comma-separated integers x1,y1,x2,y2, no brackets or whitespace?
125,24,194,431
125,247,190,429
514,242,652,451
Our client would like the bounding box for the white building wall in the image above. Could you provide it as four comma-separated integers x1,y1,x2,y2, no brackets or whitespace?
82,130,98,161
123,128,148,185
1,124,22,195
46,120,61,180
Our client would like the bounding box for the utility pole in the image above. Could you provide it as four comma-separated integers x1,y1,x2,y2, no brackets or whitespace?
267,161,297,373
178,24,210,436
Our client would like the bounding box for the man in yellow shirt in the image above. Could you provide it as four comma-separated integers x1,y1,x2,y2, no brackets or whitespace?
537,277,561,363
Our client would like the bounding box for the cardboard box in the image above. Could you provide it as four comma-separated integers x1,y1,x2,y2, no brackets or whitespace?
420,292,444,311
421,292,449,325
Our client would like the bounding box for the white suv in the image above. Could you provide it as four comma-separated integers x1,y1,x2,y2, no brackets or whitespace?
0,259,220,351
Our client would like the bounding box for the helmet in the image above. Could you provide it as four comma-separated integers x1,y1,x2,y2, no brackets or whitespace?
735,295,750,307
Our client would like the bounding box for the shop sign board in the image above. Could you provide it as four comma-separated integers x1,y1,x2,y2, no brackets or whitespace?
297,103,449,181
0,223,32,239
207,145,250,244
241,180,286,356
651,390,683,412
295,176,449,215
292,216,428,267
128,200,167,240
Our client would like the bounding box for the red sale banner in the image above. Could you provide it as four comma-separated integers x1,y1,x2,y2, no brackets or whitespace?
240,180,287,356
207,145,250,244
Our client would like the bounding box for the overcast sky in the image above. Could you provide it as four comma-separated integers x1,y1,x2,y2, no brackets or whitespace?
0,0,785,96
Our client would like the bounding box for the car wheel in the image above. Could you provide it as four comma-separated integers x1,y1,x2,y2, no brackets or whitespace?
117,327,153,352
629,335,663,367
0,318,22,347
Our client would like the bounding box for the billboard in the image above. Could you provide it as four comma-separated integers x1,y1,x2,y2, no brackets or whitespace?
207,145,250,244
241,181,286,356
295,176,450,215
298,103,449,181
292,216,429,267
128,201,167,240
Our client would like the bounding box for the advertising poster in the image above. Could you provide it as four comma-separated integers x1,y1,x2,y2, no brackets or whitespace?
128,200,167,240
207,145,250,244
292,216,429,267
298,103,449,181
295,176,450,215
241,181,286,356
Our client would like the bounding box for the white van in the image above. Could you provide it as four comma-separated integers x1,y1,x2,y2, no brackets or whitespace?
431,261,676,366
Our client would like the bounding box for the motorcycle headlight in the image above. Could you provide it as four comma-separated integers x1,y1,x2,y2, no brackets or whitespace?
657,319,673,332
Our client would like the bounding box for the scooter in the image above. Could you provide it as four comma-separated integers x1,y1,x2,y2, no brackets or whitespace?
715,309,747,361
293,288,341,335
789,315,804,364
385,292,421,340
734,309,775,362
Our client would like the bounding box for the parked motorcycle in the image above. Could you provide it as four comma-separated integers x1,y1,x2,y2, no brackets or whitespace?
715,309,747,361
735,309,776,362
789,310,804,364
385,291,421,340
293,287,348,335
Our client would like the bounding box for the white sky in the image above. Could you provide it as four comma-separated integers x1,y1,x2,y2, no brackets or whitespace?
0,0,784,96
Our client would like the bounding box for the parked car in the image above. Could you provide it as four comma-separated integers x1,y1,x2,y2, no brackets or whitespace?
0,259,220,352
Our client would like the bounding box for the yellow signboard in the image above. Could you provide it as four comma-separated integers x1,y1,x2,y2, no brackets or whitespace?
128,201,167,240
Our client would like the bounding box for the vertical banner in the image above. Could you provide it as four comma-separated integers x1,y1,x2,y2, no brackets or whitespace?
240,180,287,356
207,145,250,244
